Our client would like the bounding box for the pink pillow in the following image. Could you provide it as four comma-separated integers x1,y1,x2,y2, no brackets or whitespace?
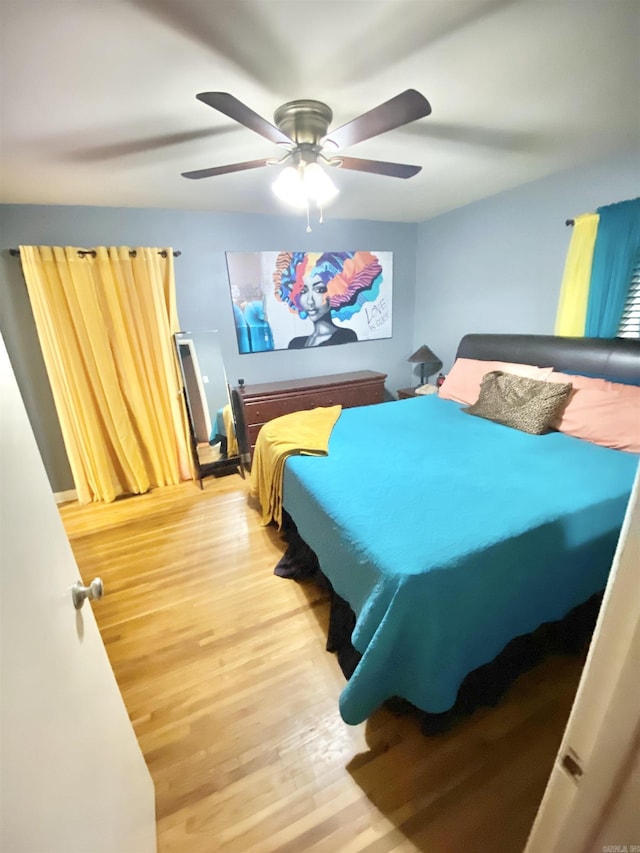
546,372,640,452
438,358,554,406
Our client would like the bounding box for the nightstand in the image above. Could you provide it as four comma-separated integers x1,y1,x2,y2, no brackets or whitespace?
397,385,439,399
397,387,419,399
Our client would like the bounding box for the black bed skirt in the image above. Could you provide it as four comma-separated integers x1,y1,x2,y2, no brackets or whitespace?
274,512,600,735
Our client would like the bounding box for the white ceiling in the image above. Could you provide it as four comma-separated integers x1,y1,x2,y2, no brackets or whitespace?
1,0,638,223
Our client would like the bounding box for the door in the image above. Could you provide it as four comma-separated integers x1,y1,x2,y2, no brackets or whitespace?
0,335,157,853
524,463,640,852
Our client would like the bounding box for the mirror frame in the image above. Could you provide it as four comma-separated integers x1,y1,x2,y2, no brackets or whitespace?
173,331,244,486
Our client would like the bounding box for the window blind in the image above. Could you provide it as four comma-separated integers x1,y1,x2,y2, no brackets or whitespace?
617,248,640,339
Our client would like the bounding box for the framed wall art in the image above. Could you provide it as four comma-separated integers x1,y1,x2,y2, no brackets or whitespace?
225,250,393,353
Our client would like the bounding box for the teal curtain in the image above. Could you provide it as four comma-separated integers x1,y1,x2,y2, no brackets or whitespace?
584,197,640,337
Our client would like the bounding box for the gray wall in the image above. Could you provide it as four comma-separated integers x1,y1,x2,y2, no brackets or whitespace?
1,149,636,492
0,206,418,491
415,148,640,371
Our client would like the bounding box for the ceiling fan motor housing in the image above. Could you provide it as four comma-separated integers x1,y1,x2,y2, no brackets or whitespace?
273,100,333,146
182,90,429,182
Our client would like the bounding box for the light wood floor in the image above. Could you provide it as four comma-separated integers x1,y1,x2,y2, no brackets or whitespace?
60,476,587,853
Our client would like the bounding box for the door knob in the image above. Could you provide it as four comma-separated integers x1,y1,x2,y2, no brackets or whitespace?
72,578,104,610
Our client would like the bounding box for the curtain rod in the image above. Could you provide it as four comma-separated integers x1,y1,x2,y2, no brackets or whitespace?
8,248,181,258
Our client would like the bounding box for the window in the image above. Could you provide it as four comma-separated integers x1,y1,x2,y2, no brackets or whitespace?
617,248,640,339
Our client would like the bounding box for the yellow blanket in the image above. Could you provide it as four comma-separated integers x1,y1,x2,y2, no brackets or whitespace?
221,403,238,457
250,405,342,528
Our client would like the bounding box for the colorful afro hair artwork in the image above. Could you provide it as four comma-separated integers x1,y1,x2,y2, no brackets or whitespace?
273,251,383,321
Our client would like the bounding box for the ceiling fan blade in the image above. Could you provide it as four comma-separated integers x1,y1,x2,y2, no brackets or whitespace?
333,155,422,179
195,92,292,145
181,158,270,180
324,89,431,150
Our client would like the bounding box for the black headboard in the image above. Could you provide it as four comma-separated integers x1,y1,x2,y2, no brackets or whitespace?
456,334,640,385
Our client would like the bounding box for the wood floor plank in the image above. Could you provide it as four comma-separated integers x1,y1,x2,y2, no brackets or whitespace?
60,476,587,853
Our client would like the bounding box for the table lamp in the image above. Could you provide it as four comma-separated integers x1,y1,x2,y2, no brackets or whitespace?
408,345,443,386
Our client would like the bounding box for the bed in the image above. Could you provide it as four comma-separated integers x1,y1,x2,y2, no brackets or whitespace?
271,334,640,728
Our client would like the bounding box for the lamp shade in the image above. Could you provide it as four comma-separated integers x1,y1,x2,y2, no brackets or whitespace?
303,163,339,205
408,344,443,385
408,344,440,365
272,166,308,209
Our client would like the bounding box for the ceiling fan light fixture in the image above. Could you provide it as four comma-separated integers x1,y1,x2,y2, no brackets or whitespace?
271,165,308,209
272,162,338,209
302,162,338,205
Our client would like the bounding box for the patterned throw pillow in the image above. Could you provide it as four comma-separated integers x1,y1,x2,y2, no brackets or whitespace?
463,371,573,435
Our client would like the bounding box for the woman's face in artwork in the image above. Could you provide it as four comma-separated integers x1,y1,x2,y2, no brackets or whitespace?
299,271,331,321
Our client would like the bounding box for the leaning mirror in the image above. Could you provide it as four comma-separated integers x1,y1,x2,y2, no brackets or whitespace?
174,330,244,485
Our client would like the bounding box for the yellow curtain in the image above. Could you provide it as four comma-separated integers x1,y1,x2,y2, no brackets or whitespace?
554,212,599,336
20,246,192,503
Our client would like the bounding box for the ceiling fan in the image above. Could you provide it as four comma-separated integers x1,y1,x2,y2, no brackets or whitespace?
181,89,431,225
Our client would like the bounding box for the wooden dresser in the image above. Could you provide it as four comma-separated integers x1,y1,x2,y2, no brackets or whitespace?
236,370,387,458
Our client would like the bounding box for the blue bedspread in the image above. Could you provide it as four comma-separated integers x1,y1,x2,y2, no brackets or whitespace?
283,396,638,724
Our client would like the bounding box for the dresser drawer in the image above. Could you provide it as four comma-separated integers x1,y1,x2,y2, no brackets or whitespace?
244,391,346,423
243,396,305,424
247,423,264,450
339,383,384,408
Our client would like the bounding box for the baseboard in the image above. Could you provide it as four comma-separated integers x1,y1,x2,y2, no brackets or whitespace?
54,488,78,505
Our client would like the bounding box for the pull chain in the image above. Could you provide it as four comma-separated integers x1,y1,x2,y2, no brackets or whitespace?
306,201,312,234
